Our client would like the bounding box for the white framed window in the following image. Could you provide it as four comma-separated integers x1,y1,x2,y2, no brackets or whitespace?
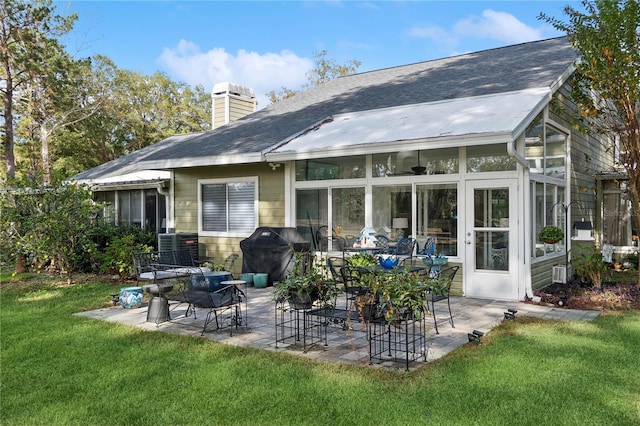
198,177,258,237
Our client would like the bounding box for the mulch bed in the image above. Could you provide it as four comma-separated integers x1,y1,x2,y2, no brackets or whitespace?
532,279,640,311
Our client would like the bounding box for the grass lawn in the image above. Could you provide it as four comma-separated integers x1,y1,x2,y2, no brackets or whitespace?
1,274,639,425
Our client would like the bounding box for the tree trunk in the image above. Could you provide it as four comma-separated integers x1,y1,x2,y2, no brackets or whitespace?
2,70,15,178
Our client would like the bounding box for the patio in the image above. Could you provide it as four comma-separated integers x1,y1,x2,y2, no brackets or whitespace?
77,286,601,371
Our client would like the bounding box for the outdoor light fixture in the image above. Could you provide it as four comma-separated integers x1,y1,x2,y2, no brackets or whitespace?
503,309,517,321
468,330,484,343
269,162,281,171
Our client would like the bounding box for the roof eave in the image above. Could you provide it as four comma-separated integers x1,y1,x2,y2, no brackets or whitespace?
139,152,265,170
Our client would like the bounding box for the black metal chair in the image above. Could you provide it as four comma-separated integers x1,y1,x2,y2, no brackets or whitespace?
393,237,417,260
183,284,243,336
428,265,458,334
340,265,370,310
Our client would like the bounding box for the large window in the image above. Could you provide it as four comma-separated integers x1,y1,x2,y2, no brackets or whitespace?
372,148,458,177
295,156,365,181
531,182,565,259
416,184,458,256
526,113,568,260
602,180,637,247
199,178,257,235
467,144,517,172
372,185,412,239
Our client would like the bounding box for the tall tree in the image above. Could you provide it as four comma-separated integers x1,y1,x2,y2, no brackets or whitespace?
267,50,361,103
0,0,76,181
540,0,640,279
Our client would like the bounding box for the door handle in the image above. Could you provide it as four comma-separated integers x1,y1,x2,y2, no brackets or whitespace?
466,240,471,245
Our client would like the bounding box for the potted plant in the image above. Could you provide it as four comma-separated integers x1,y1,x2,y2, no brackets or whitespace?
361,267,429,323
272,252,339,310
538,225,564,244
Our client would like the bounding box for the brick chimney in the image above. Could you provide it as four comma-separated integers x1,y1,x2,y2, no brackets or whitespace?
211,82,257,129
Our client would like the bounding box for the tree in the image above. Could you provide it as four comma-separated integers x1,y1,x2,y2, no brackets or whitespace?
540,0,640,280
267,50,361,103
0,0,76,181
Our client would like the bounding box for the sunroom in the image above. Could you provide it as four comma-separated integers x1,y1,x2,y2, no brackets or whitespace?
266,88,569,301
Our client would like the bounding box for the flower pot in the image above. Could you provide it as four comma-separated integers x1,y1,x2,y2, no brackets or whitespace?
358,302,380,321
287,289,317,310
544,239,560,244
119,286,143,309
253,273,268,288
239,273,255,287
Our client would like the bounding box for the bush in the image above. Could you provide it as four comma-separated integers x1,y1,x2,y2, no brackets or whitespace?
77,223,155,278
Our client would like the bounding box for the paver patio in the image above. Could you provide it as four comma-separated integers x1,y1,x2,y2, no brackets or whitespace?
77,286,601,371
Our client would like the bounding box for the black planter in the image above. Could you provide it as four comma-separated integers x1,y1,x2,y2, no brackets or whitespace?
287,289,318,310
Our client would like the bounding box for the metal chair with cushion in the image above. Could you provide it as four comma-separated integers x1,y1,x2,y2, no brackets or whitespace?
393,237,417,260
418,237,436,256
428,265,458,334
375,235,391,254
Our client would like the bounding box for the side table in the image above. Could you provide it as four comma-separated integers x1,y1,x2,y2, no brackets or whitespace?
221,280,248,329
143,283,174,324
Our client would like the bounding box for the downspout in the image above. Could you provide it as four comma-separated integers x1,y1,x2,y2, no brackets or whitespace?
157,181,171,233
507,141,535,299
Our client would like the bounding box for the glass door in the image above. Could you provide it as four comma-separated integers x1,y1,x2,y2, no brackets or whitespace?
465,180,518,300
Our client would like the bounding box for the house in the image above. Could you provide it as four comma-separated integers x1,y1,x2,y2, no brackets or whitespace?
74,37,628,301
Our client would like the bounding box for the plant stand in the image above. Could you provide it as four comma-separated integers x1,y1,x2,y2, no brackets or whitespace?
274,299,324,353
367,313,428,371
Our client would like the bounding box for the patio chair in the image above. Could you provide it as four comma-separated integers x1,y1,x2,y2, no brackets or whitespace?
183,284,242,336
428,265,458,334
327,257,345,283
375,235,391,254
340,265,370,310
393,237,417,260
418,237,436,256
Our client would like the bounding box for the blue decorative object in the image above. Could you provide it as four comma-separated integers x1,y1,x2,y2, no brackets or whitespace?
119,286,143,309
379,256,399,270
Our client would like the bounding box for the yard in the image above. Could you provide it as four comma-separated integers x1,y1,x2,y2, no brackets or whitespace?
1,272,639,425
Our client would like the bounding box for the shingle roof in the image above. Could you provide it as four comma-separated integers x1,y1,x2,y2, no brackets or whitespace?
73,37,577,180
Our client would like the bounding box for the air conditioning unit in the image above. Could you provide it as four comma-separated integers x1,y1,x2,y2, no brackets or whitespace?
552,265,566,283
158,233,199,262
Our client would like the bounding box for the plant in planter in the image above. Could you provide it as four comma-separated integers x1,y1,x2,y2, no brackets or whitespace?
366,268,429,323
272,252,339,310
538,225,564,244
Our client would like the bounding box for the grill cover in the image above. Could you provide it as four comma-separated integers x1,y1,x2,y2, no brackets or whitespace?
240,227,311,284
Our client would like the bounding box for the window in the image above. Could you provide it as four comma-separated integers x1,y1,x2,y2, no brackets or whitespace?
416,184,458,256
602,180,637,247
372,185,412,237
199,178,257,235
531,182,565,258
295,156,365,181
467,144,516,172
372,148,458,177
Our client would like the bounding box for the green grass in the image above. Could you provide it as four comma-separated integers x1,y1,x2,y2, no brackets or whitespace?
2,276,639,425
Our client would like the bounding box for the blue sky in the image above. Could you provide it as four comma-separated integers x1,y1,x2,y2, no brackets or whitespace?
56,1,580,108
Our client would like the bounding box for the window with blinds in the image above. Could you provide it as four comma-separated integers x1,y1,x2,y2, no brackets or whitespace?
200,179,257,233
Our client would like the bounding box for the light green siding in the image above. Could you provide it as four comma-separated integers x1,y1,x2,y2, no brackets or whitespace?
173,163,285,278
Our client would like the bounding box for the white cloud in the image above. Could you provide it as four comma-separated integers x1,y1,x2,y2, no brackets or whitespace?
454,10,543,43
408,9,547,49
157,39,313,108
